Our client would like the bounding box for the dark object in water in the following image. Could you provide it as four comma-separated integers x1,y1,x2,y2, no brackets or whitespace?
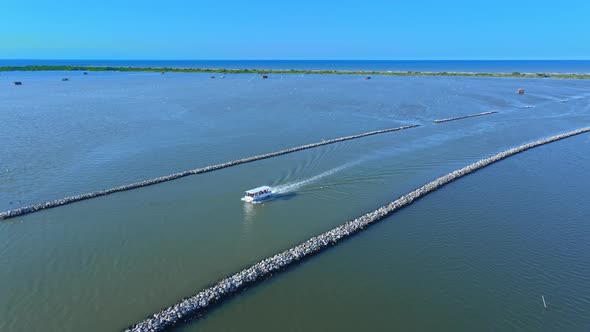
211,76,215,79
517,88,525,95
13,81,22,86
261,75,269,79
161,71,165,75
83,72,88,75
62,78,69,81
365,76,371,80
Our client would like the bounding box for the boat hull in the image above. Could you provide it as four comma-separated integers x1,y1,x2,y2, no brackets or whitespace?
242,192,273,203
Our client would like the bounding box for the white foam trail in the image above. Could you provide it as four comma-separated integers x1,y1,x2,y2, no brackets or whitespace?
273,122,497,196
272,130,466,195
273,160,362,194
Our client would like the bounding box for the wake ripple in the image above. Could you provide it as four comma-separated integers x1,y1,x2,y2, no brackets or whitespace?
273,160,363,194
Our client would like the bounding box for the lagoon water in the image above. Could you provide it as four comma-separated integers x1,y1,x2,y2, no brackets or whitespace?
1,68,590,331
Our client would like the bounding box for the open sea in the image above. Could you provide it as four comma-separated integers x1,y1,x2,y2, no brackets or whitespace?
1,61,590,331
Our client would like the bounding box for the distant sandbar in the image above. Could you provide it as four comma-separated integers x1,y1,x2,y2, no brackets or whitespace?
2,65,590,79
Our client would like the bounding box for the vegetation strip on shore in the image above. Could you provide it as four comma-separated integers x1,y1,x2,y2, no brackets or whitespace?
2,65,590,79
0,125,418,220
434,111,498,123
124,127,590,332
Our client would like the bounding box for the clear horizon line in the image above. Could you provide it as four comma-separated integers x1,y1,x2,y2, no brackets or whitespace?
2,58,590,62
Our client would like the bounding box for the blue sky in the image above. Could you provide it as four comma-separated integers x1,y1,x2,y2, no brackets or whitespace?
2,0,589,59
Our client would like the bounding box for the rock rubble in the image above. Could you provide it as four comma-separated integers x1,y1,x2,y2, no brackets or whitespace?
434,111,498,123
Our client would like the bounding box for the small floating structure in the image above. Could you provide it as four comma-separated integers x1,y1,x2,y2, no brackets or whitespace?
62,78,69,81
365,76,371,80
210,76,216,79
83,72,88,75
13,81,22,86
261,75,269,79
517,88,525,95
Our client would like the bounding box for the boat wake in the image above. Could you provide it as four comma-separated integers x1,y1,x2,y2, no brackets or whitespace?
273,160,362,194
271,130,470,196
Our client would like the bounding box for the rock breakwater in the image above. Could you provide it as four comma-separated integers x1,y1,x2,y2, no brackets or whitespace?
0,125,418,220
434,111,498,123
124,126,590,332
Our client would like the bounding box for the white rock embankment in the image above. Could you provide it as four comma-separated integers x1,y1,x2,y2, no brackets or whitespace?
434,111,498,123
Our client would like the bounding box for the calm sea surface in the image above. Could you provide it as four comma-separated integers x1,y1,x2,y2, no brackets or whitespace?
0,67,589,331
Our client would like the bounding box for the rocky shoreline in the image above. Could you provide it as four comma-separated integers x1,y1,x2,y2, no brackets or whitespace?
0,125,418,220
124,127,590,332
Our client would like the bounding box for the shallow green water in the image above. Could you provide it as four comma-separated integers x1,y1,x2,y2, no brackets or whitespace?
0,72,589,331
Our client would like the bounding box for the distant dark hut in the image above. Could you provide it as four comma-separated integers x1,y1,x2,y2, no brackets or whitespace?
83,72,88,75
160,71,165,75
365,76,372,80
211,76,216,79
13,81,22,86
62,78,69,81
517,88,525,95
261,75,269,79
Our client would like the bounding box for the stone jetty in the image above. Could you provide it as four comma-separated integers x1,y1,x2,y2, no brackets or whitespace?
0,125,418,220
434,111,498,123
124,127,590,332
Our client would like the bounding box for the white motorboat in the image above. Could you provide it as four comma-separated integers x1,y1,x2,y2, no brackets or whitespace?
242,186,273,203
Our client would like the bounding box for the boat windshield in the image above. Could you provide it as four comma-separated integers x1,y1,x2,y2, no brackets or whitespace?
247,189,269,197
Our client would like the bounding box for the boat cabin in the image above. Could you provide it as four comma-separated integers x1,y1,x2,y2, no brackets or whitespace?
245,186,271,197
